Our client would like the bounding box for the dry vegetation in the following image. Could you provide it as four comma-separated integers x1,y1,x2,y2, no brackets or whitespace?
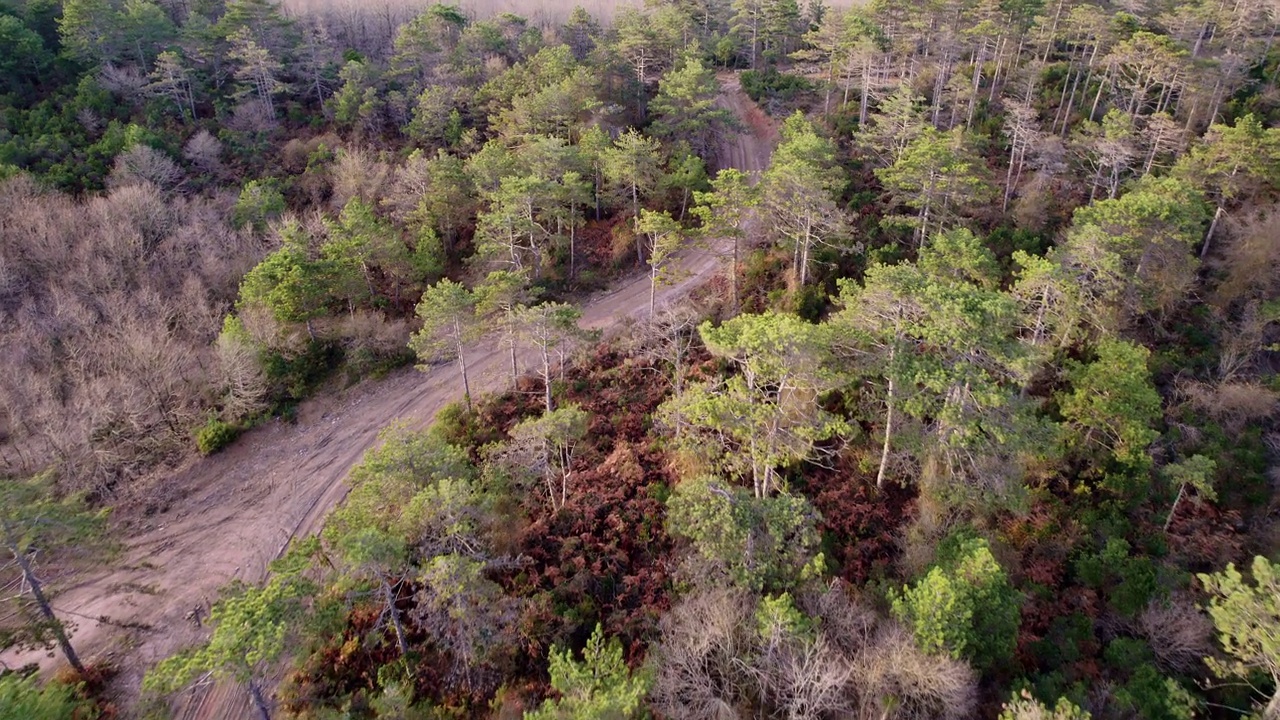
0,176,264,496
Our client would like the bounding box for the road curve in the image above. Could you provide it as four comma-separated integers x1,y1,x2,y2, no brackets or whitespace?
0,74,778,719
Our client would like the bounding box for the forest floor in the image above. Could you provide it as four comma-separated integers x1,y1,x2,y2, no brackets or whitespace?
0,74,778,718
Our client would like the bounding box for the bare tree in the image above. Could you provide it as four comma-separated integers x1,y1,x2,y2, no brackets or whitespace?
108,145,185,192
1136,595,1214,674
183,130,224,177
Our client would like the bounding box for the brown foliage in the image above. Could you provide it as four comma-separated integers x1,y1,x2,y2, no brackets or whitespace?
1212,204,1280,307
803,451,916,584
1177,379,1279,434
1134,594,1213,674
0,176,264,494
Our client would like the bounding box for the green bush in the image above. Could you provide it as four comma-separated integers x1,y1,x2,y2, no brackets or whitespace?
740,68,815,107
196,418,242,456
892,533,1021,670
0,673,92,719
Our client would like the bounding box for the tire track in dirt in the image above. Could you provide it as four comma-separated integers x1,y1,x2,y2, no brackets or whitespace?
0,74,777,719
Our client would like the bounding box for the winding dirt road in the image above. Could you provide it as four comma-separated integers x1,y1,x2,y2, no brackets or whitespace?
0,74,777,718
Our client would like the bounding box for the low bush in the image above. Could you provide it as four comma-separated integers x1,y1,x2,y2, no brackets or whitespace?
195,418,242,456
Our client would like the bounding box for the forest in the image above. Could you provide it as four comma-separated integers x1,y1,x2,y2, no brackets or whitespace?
1,0,1279,717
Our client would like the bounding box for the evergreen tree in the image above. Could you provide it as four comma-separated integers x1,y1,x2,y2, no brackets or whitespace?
145,548,317,720
650,55,736,160
660,312,849,498
411,280,480,409
603,129,664,262
693,167,760,312
760,113,850,287
892,535,1020,670
0,473,107,677
1199,557,1280,718
875,126,994,245
525,623,651,720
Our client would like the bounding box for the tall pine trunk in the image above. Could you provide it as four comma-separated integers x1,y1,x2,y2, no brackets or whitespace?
4,528,86,677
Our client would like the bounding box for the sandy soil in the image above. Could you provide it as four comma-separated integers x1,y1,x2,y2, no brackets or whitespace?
0,74,777,719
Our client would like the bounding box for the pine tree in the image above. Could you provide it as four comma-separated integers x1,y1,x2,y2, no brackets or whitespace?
637,209,685,317
1198,557,1280,718
650,55,737,160
525,623,652,719
603,129,665,262
0,473,108,678
875,126,994,246
693,168,760,312
411,280,481,409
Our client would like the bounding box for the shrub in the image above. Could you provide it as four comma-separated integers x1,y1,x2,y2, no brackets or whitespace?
891,534,1021,670
740,68,815,109
999,689,1091,719
525,623,651,720
666,476,825,593
196,418,241,456
0,672,92,719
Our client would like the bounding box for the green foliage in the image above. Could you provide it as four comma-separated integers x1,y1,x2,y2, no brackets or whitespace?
892,534,1020,669
1198,556,1280,708
0,473,109,667
650,55,736,157
261,340,341,402
0,14,49,94
195,417,242,456
660,312,849,497
760,113,849,286
999,690,1091,720
411,279,478,365
1057,338,1161,473
755,591,814,643
1103,637,1154,671
237,221,332,326
739,68,815,107
1112,665,1196,720
875,126,994,243
832,230,1039,499
144,568,314,696
1174,113,1280,207
603,129,663,229
232,179,287,232
1074,538,1162,617
349,422,473,489
666,476,824,593
1060,176,1208,322
0,673,91,719
524,623,651,720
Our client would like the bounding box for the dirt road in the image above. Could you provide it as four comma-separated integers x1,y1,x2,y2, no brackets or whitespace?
0,74,777,718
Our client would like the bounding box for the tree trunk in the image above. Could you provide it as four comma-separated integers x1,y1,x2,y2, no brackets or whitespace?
569,200,577,280
455,326,472,411
1201,205,1225,260
876,345,896,490
860,57,872,126
509,341,518,383
632,183,643,264
541,345,553,413
248,679,272,720
650,262,659,318
1164,483,1185,532
4,531,86,677
731,236,740,313
1089,66,1108,122
383,579,411,658
1264,689,1280,720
